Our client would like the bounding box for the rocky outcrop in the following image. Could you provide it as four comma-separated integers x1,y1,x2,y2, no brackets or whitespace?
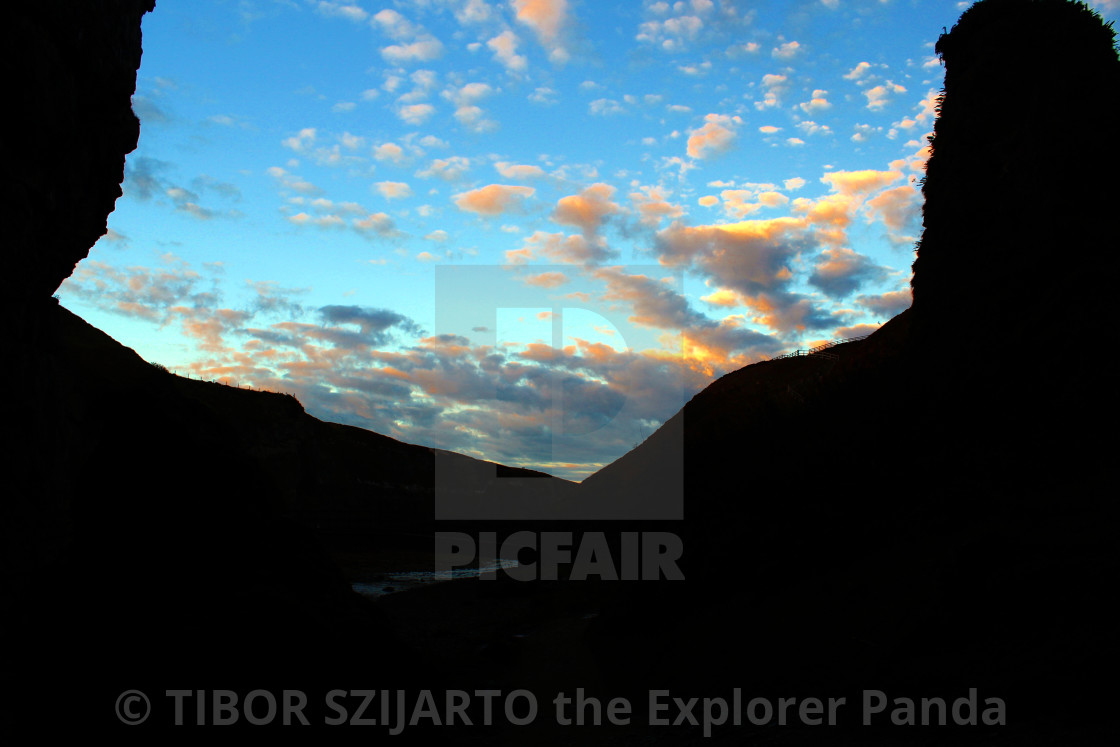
910,0,1120,345
5,0,154,306
557,1,1120,733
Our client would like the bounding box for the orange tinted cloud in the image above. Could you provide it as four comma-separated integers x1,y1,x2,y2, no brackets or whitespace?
495,161,547,179
630,188,684,225
866,184,921,238
820,169,902,196
700,289,742,307
524,271,568,288
512,0,571,62
453,184,535,215
687,113,739,159
552,183,620,235
521,230,614,265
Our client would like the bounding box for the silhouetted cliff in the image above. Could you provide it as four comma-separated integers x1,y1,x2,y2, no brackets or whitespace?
911,0,1120,346
5,0,155,307
0,3,565,737
525,0,1120,735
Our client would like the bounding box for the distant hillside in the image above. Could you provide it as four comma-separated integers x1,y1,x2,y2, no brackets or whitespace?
48,298,570,548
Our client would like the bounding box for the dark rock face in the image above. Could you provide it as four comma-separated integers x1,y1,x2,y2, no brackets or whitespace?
0,4,423,734
5,0,154,305
910,0,1120,344
563,1,1120,733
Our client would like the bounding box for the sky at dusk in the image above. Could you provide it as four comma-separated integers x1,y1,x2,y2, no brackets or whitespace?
59,0,1120,480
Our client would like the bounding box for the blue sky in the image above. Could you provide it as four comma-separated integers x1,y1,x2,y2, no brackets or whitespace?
59,0,1120,479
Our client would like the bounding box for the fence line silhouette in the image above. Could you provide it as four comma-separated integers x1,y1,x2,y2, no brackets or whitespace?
770,334,869,362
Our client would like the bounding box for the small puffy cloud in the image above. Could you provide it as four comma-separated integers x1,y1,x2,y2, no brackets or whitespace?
864,80,907,110
678,61,712,76
687,113,739,159
630,187,684,225
424,229,449,242
524,271,569,288
844,61,872,81
376,181,413,200
757,191,789,208
700,289,742,307
315,5,371,24
589,98,625,116
456,0,494,23
339,132,365,150
759,125,781,135
397,103,436,125
772,40,801,60
520,230,615,265
529,87,558,105
850,123,880,142
453,184,536,215
487,30,528,73
371,9,419,39
552,183,620,236
796,120,831,137
370,15,445,65
266,166,323,196
374,142,407,164
289,211,345,229
798,89,831,114
786,137,805,146
636,13,704,51
282,127,317,152
416,156,471,181
166,186,219,220
453,105,498,132
512,0,572,63
784,177,806,191
756,73,789,109
419,135,448,149
495,161,547,180
444,82,498,132
382,38,445,64
698,195,719,207
821,169,902,196
353,212,400,237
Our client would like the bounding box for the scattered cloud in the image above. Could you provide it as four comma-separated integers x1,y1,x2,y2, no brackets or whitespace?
454,184,536,215
687,113,740,159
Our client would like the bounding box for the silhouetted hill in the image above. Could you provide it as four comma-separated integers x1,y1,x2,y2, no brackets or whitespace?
0,2,570,737
565,0,1120,728
378,2,1119,741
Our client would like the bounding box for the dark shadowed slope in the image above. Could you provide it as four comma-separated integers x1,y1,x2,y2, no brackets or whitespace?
377,3,1119,741
0,1,572,737
570,0,1119,721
